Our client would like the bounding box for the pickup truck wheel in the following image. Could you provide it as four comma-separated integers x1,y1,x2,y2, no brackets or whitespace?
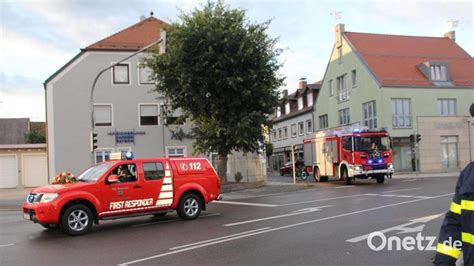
177,194,202,220
61,204,93,236
40,223,59,230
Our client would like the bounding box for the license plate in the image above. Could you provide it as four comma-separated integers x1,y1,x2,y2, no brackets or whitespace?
23,213,30,220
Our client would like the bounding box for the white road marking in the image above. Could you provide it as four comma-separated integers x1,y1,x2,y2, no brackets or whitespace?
382,187,422,193
119,193,453,265
335,185,354,189
280,194,366,206
0,243,15,248
213,201,279,207
346,213,444,243
130,213,220,228
402,179,418,183
365,193,432,199
223,205,332,227
169,227,271,250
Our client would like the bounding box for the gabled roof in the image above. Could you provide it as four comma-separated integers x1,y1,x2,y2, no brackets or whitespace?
86,16,168,51
344,32,474,87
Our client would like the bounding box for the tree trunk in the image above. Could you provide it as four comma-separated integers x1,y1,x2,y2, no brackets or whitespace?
217,154,228,183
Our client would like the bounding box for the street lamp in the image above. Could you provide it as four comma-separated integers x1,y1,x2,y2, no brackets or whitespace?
89,29,166,163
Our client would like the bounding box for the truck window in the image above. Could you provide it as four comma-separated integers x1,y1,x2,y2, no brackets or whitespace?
342,136,353,151
109,164,137,183
143,162,165,180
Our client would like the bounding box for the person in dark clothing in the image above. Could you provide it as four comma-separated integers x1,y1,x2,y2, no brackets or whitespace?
434,103,474,266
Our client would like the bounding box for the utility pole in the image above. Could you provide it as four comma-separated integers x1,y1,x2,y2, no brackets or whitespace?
291,145,296,184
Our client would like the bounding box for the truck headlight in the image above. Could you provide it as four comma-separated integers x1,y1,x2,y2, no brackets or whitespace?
354,165,362,171
39,193,59,203
388,164,394,170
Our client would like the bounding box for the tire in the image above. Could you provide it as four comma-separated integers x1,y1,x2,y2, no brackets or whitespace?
40,223,59,230
313,167,321,182
177,193,202,220
300,170,308,180
61,204,93,236
376,175,385,184
342,167,351,185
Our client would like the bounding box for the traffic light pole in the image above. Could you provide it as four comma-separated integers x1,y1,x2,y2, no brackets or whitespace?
89,30,166,164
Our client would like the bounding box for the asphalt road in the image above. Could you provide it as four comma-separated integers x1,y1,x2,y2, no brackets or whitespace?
0,175,458,266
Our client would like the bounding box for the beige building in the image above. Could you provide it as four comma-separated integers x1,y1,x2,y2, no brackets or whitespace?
418,116,474,172
0,144,48,188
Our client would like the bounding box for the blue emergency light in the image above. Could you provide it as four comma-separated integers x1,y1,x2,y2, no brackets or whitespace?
123,151,134,160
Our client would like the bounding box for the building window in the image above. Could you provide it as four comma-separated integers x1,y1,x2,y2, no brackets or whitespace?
306,120,312,134
430,65,448,81
440,136,458,170
272,130,277,141
285,103,290,114
166,116,185,125
319,114,328,129
338,108,350,125
298,122,304,136
93,104,112,127
139,104,159,126
278,128,282,139
297,97,303,110
351,70,357,88
166,146,186,157
291,124,297,138
276,107,281,117
337,74,349,102
283,127,288,139
95,149,112,163
139,66,154,84
438,99,456,116
391,98,412,128
329,80,333,97
307,92,313,106
113,63,130,84
363,101,377,129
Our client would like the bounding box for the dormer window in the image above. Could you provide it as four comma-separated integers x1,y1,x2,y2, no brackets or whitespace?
430,65,448,81
307,92,313,106
297,97,303,110
285,103,290,114
276,107,281,117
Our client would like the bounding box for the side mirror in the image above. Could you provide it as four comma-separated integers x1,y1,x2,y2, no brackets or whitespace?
108,174,119,183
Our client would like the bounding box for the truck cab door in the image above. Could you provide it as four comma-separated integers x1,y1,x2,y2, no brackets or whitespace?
101,163,144,216
140,160,174,209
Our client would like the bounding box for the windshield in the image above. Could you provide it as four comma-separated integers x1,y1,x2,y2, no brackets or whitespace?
354,136,390,151
77,162,114,182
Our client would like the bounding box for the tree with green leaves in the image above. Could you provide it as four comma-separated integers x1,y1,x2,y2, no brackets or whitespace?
145,1,283,182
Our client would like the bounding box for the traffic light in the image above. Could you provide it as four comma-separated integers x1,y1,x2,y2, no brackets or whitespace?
409,134,415,142
91,132,98,151
416,134,421,143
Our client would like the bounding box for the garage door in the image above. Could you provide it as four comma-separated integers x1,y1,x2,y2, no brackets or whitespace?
23,154,48,187
0,155,18,188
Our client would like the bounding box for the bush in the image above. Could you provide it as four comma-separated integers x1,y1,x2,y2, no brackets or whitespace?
234,172,243,183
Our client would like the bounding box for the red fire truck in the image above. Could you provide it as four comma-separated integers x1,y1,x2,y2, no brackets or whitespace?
303,127,394,185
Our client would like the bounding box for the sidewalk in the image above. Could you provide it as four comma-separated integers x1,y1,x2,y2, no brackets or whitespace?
393,171,459,179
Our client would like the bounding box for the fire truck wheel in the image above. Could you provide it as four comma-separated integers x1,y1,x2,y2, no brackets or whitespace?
61,204,93,236
376,175,385,184
177,193,202,220
342,168,351,185
313,167,321,182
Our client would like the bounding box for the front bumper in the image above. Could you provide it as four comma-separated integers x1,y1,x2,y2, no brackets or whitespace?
22,202,60,224
352,167,394,177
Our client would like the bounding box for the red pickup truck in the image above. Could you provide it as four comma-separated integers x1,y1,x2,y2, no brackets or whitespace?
22,154,222,235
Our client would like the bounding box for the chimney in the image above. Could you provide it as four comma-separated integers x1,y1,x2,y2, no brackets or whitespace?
335,24,345,48
444,31,455,42
282,89,288,98
298,78,307,89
